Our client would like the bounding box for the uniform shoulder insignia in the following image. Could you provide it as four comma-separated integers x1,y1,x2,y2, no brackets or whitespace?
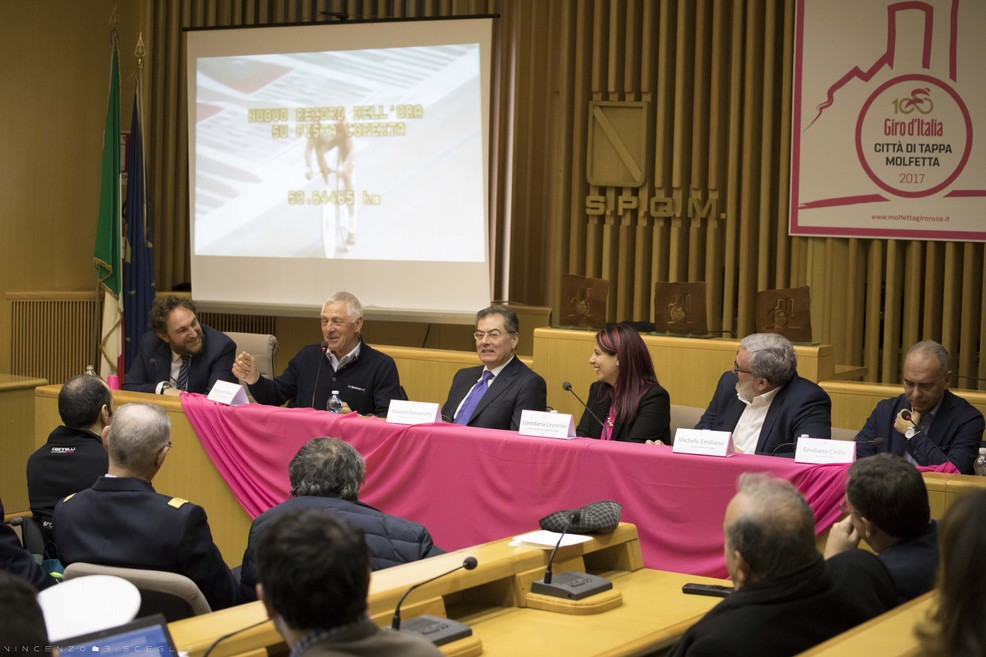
62,493,76,503
168,497,189,509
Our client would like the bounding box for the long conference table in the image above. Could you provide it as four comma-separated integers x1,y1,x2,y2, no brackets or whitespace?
182,392,850,578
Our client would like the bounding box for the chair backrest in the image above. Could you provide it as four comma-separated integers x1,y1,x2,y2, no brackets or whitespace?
226,332,278,379
9,516,46,562
63,563,211,622
670,405,706,441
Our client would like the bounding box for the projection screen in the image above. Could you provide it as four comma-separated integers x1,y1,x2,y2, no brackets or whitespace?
185,17,493,321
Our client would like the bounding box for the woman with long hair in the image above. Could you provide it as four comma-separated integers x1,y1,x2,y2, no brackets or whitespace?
575,323,671,443
917,488,986,657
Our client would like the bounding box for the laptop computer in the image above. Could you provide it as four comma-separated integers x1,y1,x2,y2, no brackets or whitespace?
55,614,179,657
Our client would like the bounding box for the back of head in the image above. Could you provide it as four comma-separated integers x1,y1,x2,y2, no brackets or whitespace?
325,291,363,322
740,333,797,387
58,374,112,429
475,305,519,335
288,437,364,501
256,507,370,631
726,473,817,581
105,403,171,474
0,571,50,652
919,489,986,657
847,454,930,540
148,295,196,334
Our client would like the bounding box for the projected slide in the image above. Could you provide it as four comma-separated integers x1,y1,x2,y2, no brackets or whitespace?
194,44,484,261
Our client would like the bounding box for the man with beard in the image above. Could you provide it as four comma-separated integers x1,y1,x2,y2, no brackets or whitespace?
123,295,237,395
695,333,831,456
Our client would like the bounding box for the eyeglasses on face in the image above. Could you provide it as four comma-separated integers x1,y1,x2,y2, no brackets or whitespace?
474,330,510,341
732,361,753,375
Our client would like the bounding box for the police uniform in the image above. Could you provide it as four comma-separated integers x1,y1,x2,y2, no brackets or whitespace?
53,476,238,610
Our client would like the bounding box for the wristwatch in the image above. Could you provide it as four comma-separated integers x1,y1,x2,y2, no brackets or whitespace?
904,426,917,440
160,382,173,394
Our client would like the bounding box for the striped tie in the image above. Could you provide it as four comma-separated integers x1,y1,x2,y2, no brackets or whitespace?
177,356,191,391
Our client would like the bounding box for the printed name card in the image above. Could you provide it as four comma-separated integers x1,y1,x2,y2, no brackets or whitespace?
672,428,735,457
518,410,576,439
795,437,856,464
208,380,250,406
386,400,441,425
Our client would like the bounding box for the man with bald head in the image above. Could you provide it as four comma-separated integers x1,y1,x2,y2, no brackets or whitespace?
669,473,897,657
855,340,984,473
53,403,238,610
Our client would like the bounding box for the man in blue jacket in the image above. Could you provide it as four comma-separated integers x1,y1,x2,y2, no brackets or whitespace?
239,437,442,602
696,333,831,456
855,340,984,473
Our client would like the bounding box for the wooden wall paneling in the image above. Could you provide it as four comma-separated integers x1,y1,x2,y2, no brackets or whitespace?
978,261,986,388
958,243,981,388
686,0,709,286
864,240,883,381
880,240,903,383
941,242,961,377
922,241,943,340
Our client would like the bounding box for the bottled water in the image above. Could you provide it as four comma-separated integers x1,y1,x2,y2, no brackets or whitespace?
974,448,986,477
327,390,343,413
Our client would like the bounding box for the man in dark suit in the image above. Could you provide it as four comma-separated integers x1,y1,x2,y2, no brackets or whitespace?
53,403,239,610
824,454,938,604
442,305,546,431
239,437,442,602
123,295,236,395
669,474,897,657
855,340,983,474
27,374,112,546
696,333,831,456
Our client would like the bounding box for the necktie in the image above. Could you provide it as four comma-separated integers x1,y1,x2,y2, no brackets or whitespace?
177,356,191,391
454,370,494,425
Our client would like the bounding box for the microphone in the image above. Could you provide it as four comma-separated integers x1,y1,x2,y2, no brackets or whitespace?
390,557,477,645
311,341,328,408
769,440,798,456
202,619,269,657
530,512,613,600
858,437,886,448
562,381,606,429
542,511,579,585
897,409,956,468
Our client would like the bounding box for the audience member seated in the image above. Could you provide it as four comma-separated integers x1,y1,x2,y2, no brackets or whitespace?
917,489,986,657
255,507,443,657
240,437,442,602
855,340,984,473
575,323,671,442
53,403,238,610
27,374,112,548
0,497,57,591
441,305,546,430
669,473,897,657
824,453,938,603
0,570,52,653
695,333,831,456
234,291,402,416
123,295,237,395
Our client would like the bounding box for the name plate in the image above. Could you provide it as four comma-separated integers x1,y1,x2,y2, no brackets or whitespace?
672,428,735,457
207,380,249,406
795,437,856,464
518,410,576,439
386,399,441,425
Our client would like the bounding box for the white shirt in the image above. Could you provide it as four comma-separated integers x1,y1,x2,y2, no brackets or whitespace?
732,386,783,453
328,341,361,371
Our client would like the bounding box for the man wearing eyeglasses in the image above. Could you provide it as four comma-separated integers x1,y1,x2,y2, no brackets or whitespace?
695,332,831,456
441,305,546,430
54,403,239,610
233,291,402,416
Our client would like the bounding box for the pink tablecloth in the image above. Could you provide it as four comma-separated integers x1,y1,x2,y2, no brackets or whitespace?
181,394,851,577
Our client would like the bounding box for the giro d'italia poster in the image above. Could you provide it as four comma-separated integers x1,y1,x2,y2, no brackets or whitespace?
790,0,986,241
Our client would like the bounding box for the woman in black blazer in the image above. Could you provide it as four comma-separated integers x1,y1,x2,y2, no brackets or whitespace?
575,324,671,443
